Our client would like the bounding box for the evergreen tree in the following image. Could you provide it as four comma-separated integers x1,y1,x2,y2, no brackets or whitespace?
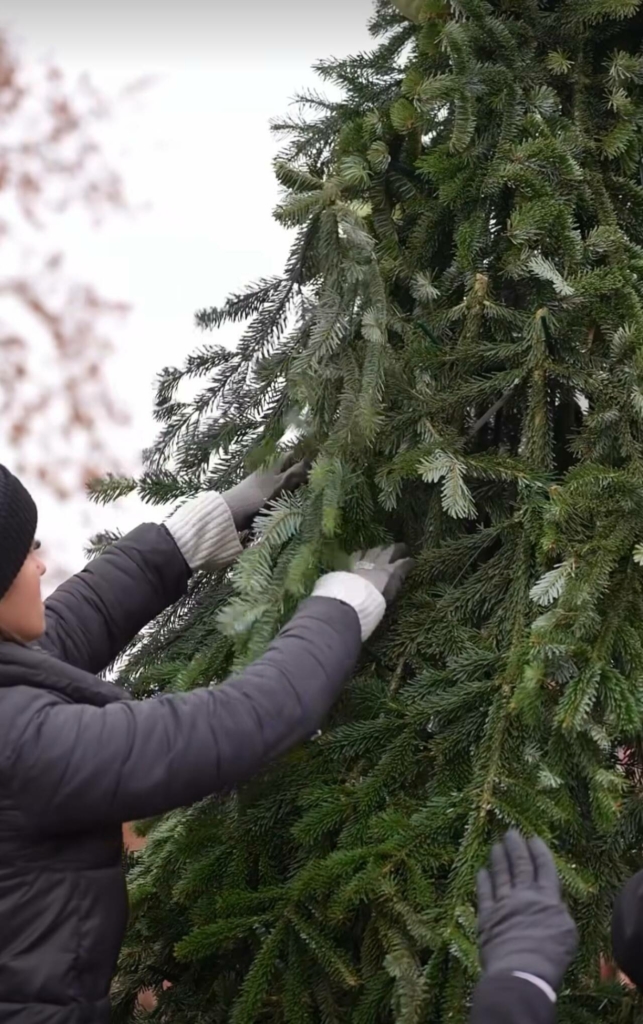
103,1,643,1020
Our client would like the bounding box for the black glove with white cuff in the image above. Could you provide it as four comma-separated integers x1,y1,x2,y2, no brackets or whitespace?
477,831,578,1004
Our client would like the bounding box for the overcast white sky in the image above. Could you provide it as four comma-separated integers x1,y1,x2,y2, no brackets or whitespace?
1,0,373,591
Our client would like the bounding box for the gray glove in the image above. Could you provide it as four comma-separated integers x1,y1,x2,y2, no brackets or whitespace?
477,830,578,992
312,544,414,642
350,544,415,602
222,456,311,533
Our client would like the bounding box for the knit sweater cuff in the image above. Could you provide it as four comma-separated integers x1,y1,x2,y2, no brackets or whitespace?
165,491,243,571
312,572,386,641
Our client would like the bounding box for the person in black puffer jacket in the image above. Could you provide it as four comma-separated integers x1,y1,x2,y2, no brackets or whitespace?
0,462,413,1024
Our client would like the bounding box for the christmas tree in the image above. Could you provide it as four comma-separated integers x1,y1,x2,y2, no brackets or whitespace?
105,1,643,1020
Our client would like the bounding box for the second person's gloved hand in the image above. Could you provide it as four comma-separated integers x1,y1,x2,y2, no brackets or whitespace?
312,544,414,640
477,830,578,998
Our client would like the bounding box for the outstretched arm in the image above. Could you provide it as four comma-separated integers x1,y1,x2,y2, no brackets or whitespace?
5,547,413,832
5,561,404,831
40,459,310,674
40,493,239,674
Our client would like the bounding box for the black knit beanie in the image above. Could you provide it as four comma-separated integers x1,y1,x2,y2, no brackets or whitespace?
0,465,38,601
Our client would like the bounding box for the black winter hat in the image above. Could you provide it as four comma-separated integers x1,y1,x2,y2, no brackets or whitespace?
0,465,38,601
612,868,643,991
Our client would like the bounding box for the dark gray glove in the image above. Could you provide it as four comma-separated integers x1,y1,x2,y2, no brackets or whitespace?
477,830,578,992
222,456,311,533
350,545,415,603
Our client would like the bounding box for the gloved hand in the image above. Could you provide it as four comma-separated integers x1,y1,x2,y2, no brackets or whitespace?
477,830,578,993
222,456,311,533
312,544,414,641
350,545,415,602
166,455,310,574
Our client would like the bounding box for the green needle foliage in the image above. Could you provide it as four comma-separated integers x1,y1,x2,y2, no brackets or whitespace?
104,1,643,1020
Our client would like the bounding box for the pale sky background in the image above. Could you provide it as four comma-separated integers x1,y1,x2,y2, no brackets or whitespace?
1,0,374,592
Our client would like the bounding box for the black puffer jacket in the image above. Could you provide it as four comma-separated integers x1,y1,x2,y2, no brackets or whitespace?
0,523,362,1024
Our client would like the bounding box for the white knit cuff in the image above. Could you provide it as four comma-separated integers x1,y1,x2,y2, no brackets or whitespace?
165,491,243,571
312,572,386,641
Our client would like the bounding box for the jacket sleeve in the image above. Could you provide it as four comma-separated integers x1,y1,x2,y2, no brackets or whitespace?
40,524,191,675
3,596,362,833
611,868,643,990
470,975,556,1024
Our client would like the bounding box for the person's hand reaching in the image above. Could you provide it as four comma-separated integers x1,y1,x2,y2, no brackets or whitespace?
165,454,311,574
312,544,414,642
222,456,311,533
349,545,415,604
477,831,578,998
